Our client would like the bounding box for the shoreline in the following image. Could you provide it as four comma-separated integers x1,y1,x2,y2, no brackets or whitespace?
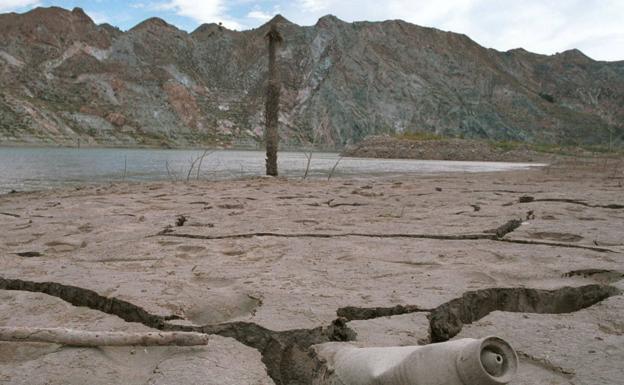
3,137,622,164
0,147,553,195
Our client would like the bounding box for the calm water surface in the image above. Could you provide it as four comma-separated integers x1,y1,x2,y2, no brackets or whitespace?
0,147,544,194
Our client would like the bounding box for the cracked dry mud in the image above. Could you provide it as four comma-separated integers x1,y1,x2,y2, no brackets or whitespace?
1,159,623,384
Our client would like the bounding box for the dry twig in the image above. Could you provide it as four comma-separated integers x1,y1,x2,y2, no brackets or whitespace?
0,327,209,347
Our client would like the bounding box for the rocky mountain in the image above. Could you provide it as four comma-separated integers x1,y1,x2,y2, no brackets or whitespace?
1,6,623,148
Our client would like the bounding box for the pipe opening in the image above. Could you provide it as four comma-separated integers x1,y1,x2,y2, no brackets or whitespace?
478,337,518,382
481,348,506,376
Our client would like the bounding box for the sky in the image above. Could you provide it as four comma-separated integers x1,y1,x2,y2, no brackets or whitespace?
1,0,622,61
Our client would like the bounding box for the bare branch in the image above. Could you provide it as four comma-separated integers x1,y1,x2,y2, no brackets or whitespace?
303,152,313,179
122,155,127,181
196,150,213,180
328,156,344,180
0,327,209,347
165,160,178,181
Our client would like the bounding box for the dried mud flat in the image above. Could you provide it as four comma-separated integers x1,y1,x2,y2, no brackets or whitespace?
1,158,623,384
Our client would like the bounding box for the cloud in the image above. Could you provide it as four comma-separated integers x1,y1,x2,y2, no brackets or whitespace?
277,0,623,61
85,10,109,24
0,0,40,12
300,0,331,12
246,10,273,22
155,0,243,30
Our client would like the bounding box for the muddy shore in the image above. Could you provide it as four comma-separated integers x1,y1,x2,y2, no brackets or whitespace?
341,135,621,163
1,158,623,384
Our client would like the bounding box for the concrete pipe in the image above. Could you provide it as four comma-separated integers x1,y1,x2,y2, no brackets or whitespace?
314,336,518,385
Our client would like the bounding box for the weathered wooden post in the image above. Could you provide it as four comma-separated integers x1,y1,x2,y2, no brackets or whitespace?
264,23,283,176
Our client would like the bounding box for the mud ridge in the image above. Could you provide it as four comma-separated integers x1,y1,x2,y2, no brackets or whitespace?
486,218,523,238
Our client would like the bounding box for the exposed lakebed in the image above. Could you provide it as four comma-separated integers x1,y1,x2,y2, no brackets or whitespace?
0,159,622,384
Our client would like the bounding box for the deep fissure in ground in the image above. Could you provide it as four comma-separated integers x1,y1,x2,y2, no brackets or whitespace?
1,276,620,384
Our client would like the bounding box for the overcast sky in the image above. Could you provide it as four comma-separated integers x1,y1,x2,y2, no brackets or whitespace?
1,0,622,61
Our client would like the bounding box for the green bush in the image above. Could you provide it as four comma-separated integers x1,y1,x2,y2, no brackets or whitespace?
539,93,555,103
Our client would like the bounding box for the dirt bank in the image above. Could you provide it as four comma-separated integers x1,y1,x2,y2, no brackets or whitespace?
342,135,618,162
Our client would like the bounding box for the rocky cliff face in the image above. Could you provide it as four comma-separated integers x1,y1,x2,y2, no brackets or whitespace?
1,7,623,148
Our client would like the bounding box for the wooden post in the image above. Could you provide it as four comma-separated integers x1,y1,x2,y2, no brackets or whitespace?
265,23,283,176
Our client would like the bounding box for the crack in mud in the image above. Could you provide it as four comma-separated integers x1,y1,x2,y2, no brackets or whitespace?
14,251,43,258
336,285,620,344
164,320,354,384
428,285,620,342
518,196,624,209
0,276,352,385
156,218,617,252
516,351,575,378
326,199,367,208
158,231,495,240
337,304,431,320
563,269,624,283
0,212,20,218
0,277,176,327
1,276,620,385
156,218,524,242
497,238,616,252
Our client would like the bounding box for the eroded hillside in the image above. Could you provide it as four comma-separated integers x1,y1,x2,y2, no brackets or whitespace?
1,7,623,147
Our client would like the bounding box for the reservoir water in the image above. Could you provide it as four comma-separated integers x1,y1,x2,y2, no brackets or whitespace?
0,147,544,194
